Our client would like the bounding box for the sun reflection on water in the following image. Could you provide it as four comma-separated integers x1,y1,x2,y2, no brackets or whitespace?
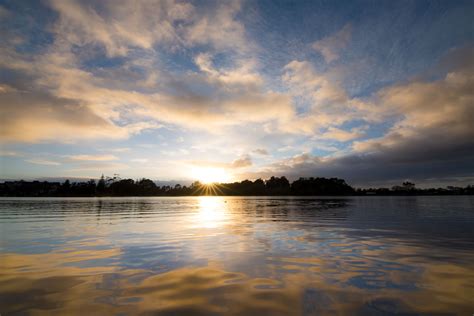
195,196,228,228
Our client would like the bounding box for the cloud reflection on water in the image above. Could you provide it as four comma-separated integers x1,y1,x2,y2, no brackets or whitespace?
0,196,473,315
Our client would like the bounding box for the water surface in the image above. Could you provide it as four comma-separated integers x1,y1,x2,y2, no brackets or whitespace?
0,196,473,315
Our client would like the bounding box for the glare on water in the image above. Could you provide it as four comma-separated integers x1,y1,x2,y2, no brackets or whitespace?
195,196,229,228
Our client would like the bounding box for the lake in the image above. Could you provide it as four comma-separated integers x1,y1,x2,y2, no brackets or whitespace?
0,196,473,315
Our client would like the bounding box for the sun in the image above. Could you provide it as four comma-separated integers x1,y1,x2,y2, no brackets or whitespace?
192,167,231,184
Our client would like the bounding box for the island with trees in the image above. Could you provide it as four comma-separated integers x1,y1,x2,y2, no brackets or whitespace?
0,175,473,197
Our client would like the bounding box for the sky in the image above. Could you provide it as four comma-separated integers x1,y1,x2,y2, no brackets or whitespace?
0,0,473,187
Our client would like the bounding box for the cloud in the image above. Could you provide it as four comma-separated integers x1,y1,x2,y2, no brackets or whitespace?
0,84,16,93
25,159,61,166
190,155,253,170
48,0,194,57
23,153,122,166
0,150,22,157
67,162,129,171
67,154,119,161
123,90,293,131
321,126,367,142
0,86,161,143
42,0,291,132
108,147,131,153
283,60,348,105
47,0,249,57
194,53,217,75
131,158,149,163
242,48,474,186
253,148,269,155
0,39,164,143
0,5,9,18
184,1,250,53
0,3,377,148
352,49,474,163
194,53,262,86
0,0,293,143
312,24,352,63
231,155,252,168
0,89,127,143
280,60,374,135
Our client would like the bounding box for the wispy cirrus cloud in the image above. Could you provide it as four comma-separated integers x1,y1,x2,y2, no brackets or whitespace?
312,24,352,63
279,60,380,136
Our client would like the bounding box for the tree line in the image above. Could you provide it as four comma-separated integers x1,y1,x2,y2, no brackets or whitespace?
0,176,472,197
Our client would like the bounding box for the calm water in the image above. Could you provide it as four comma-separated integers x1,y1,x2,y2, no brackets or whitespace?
0,196,473,315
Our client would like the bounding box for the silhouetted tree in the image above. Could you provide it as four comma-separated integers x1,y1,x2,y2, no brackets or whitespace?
252,179,266,195
1,174,472,197
109,179,136,196
291,177,354,195
97,175,106,195
265,176,290,195
136,178,158,195
402,181,415,191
